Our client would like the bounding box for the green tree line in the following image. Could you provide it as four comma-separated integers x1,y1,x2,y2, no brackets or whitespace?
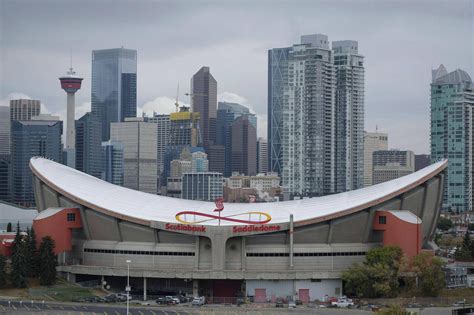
342,246,446,298
3,223,57,288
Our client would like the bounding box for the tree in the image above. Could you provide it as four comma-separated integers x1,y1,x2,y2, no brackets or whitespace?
411,253,446,296
38,236,57,286
455,230,472,261
10,222,27,288
27,227,39,277
437,217,453,231
0,255,6,288
6,223,12,232
342,246,402,298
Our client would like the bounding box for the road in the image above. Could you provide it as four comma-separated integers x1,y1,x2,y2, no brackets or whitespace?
0,300,462,315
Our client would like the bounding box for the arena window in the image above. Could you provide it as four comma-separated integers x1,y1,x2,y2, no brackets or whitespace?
66,213,76,222
84,248,195,256
247,252,367,257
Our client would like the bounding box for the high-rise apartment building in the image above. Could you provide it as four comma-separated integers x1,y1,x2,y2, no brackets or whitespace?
257,138,268,174
110,117,157,194
372,150,415,185
91,48,137,141
10,99,40,121
431,65,474,212
0,107,10,155
11,120,62,207
181,172,223,201
75,112,102,178
333,41,365,192
268,34,336,196
101,140,124,186
363,131,388,187
231,115,257,176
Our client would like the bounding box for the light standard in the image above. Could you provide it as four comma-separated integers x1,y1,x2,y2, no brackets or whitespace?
126,259,131,315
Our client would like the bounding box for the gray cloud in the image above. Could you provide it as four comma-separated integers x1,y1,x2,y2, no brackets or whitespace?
1,0,472,153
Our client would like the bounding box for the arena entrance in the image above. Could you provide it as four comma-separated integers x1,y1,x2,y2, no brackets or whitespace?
198,279,244,304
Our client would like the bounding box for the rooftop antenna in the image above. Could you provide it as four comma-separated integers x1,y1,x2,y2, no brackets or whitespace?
175,84,180,112
376,125,378,133
68,49,75,76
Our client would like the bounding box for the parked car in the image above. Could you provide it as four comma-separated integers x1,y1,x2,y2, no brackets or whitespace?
276,298,284,308
156,297,167,305
331,296,354,308
288,300,296,308
192,296,205,306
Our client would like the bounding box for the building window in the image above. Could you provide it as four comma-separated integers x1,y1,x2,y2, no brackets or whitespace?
67,213,76,222
379,216,387,224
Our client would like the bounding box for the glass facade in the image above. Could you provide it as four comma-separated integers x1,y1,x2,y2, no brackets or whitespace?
11,120,62,207
75,112,102,178
431,66,474,212
91,48,137,141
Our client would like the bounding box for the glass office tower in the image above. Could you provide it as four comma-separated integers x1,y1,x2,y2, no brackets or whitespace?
91,48,137,141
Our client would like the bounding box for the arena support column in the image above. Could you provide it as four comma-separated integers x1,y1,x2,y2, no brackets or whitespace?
289,214,294,269
193,279,199,296
143,277,147,301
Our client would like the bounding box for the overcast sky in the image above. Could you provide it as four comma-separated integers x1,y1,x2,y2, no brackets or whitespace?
1,0,473,154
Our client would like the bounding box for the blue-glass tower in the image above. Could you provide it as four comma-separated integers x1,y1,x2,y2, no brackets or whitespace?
91,48,137,141
431,65,474,212
11,120,62,207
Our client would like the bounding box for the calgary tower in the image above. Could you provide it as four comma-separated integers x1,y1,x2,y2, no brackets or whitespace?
59,66,83,168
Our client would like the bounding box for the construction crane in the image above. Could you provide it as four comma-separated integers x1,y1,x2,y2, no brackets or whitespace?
175,84,180,112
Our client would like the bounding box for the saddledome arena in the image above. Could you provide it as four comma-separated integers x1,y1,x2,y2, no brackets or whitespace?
29,157,446,302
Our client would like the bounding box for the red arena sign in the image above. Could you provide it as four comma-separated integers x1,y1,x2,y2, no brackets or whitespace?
165,223,207,233
232,225,281,233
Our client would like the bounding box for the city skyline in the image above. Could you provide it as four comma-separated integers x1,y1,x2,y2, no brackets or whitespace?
1,0,473,155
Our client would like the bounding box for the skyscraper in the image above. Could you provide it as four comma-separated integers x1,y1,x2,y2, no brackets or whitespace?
363,131,388,187
231,115,257,176
145,114,170,176
101,140,124,186
110,117,157,194
257,138,268,174
431,65,474,212
268,34,336,197
0,106,10,155
163,106,201,179
191,67,224,173
11,120,62,207
333,40,365,192
91,48,137,141
75,112,102,178
191,66,217,148
216,102,257,177
0,155,11,202
10,99,40,121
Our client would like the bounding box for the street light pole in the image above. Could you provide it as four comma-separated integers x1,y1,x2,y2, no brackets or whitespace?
126,259,131,315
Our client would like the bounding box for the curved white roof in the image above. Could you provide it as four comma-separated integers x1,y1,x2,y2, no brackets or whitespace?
30,157,447,227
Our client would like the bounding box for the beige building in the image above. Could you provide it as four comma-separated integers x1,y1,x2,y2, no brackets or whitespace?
372,150,415,185
363,131,388,187
224,173,281,202
10,99,41,121
110,117,157,194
